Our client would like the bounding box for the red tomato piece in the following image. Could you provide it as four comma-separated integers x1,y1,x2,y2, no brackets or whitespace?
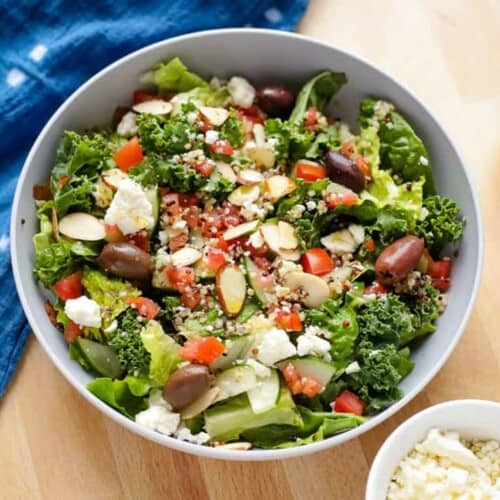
166,266,195,293
181,289,202,309
275,310,302,332
236,105,266,124
64,321,82,343
301,248,334,276
183,206,201,230
364,281,388,296
243,239,270,258
282,363,303,395
302,378,323,398
363,238,376,251
304,107,318,127
178,193,200,207
428,259,451,279
333,390,365,415
53,271,83,301
105,223,125,243
126,297,161,319
127,230,150,252
133,90,158,104
113,137,144,172
205,247,226,272
355,156,371,177
180,336,225,365
195,159,215,177
432,277,451,292
168,231,189,252
327,193,359,209
217,235,229,252
208,139,234,156
295,162,327,182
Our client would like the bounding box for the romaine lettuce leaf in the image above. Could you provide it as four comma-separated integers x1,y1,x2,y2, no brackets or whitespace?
150,57,208,94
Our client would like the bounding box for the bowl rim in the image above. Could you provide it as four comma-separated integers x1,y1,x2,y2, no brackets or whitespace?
10,27,484,461
366,399,500,498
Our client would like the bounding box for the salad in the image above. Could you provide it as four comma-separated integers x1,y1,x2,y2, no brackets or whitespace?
32,57,464,449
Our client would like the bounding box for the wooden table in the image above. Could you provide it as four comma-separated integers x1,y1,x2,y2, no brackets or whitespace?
2,1,499,498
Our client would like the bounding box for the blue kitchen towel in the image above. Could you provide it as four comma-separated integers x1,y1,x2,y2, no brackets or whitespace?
0,0,310,397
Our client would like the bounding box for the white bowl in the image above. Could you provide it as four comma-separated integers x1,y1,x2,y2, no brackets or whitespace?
11,28,483,460
366,400,500,499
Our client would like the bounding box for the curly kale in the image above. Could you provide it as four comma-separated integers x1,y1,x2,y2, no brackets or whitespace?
404,281,441,337
264,118,314,164
369,206,415,246
219,111,243,147
108,309,151,377
416,195,464,256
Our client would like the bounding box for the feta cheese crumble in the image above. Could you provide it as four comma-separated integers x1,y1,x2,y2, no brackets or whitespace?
296,330,331,359
246,358,271,378
135,391,180,437
64,296,102,328
104,178,154,235
227,76,256,108
256,328,297,366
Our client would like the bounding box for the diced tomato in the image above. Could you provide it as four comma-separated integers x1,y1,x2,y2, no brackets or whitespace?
243,239,269,258
236,105,266,124
295,162,327,182
57,175,70,189
355,156,371,177
200,203,241,238
364,281,388,296
275,310,302,332
105,224,125,243
64,321,82,343
208,139,234,156
166,266,195,293
428,259,451,279
195,159,215,177
281,363,322,397
127,230,150,252
364,238,376,251
181,289,202,309
302,378,323,398
183,206,201,229
45,301,58,326
301,248,334,276
304,107,318,127
218,235,229,252
162,193,181,220
133,90,157,104
126,297,160,319
168,231,189,252
180,336,225,365
432,277,451,292
53,271,83,301
205,247,226,272
341,141,355,157
178,193,200,207
113,137,144,172
333,390,365,416
327,193,359,209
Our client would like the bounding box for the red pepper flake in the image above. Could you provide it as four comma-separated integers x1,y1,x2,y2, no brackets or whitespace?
342,320,351,328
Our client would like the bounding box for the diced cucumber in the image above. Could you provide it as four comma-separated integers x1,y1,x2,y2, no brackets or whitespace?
144,186,160,236
247,369,280,414
277,356,335,387
215,365,257,402
244,256,268,306
210,335,251,371
74,338,123,378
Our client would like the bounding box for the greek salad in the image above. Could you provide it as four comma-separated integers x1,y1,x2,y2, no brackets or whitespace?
33,57,464,449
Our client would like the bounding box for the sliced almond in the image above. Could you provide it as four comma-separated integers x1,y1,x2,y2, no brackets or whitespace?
237,169,265,185
171,247,202,267
116,111,138,137
260,223,280,253
222,220,260,241
215,442,252,451
216,264,247,317
132,99,173,115
348,224,365,246
216,161,237,183
58,213,106,241
278,221,298,250
198,106,229,126
244,142,275,168
102,168,128,190
51,206,59,241
181,387,220,420
228,185,260,206
265,175,296,201
284,272,331,308
253,123,267,147
321,229,357,255
276,248,301,262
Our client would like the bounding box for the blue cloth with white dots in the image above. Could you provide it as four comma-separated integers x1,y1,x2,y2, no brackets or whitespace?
0,0,310,397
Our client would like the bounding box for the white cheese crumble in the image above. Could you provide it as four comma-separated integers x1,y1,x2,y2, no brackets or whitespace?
256,328,297,366
64,296,102,328
388,428,500,499
135,391,180,437
345,361,361,374
175,427,210,445
227,76,255,108
246,358,271,378
116,111,138,136
296,331,331,359
204,130,219,145
419,155,429,166
104,178,154,235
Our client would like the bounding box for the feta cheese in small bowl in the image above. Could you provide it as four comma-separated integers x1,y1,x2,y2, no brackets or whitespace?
366,400,500,500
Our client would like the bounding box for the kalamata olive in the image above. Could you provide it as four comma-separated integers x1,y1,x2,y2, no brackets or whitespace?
96,242,154,281
33,183,53,201
256,85,295,118
375,235,425,285
324,150,365,193
163,364,213,411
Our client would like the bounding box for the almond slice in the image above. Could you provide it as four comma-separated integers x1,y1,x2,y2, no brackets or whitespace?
284,272,330,308
244,142,275,168
320,229,357,254
58,213,106,241
132,99,173,115
216,264,247,317
237,169,265,185
215,442,252,451
228,185,260,206
276,248,301,261
216,161,237,183
265,175,296,201
181,387,220,420
171,247,202,267
260,223,280,253
278,221,298,250
51,206,59,241
102,168,128,190
198,106,229,126
222,220,259,241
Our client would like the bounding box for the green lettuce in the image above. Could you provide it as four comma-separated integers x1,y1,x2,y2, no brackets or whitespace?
219,110,243,147
264,118,314,164
140,320,182,387
33,241,74,288
150,57,208,94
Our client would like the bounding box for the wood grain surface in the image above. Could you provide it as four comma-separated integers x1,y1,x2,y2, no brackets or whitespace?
2,1,499,498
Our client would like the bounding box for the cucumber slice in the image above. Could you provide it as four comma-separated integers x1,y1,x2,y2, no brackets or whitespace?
144,186,160,236
215,365,257,402
244,256,268,306
277,356,335,387
74,338,123,378
247,369,280,414
210,336,251,371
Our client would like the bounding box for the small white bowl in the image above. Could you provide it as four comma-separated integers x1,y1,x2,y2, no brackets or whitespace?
366,400,500,499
